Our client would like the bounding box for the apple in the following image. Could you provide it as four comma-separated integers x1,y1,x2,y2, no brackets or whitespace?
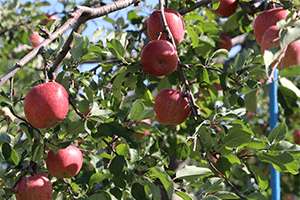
142,18,148,36
211,0,238,18
15,173,52,200
29,32,44,48
153,88,191,124
293,130,300,144
219,35,232,51
24,82,69,129
141,40,178,77
253,7,289,46
147,8,185,46
45,145,83,178
261,25,300,69
126,119,151,139
44,14,59,26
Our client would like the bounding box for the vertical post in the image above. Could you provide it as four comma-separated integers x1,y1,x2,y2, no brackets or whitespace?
269,68,280,200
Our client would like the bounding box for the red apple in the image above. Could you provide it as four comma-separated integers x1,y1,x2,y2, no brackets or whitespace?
126,119,151,139
293,130,300,144
29,32,44,48
153,88,191,124
45,145,83,178
15,173,52,200
44,14,59,26
211,0,238,18
141,40,178,77
261,25,300,69
142,18,149,36
147,8,185,46
24,82,69,129
253,8,289,46
219,35,232,51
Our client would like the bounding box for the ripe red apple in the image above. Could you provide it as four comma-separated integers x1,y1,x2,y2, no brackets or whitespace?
219,35,232,51
211,0,238,18
29,32,44,47
147,8,185,46
153,88,191,124
141,40,178,77
24,82,69,129
261,25,300,69
293,130,300,144
44,14,59,26
45,145,83,178
142,18,149,36
253,8,289,46
15,173,52,200
126,119,151,139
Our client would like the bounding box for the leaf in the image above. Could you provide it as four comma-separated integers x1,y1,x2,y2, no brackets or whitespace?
249,164,269,191
202,195,222,200
263,47,281,67
2,142,19,166
280,65,300,77
244,90,258,114
127,10,143,25
257,151,299,175
214,191,239,199
280,26,300,48
198,68,210,88
175,191,192,200
268,122,287,145
136,75,154,107
144,178,161,200
203,177,225,193
32,144,44,162
112,70,127,98
214,157,231,177
174,143,190,161
87,193,108,200
109,155,126,176
128,100,145,121
278,85,298,116
116,143,129,157
211,48,229,59
70,32,89,61
66,120,84,136
149,167,174,199
131,182,148,200
175,165,213,180
107,39,125,60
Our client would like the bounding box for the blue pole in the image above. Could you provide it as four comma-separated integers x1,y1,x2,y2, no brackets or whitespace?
269,68,280,200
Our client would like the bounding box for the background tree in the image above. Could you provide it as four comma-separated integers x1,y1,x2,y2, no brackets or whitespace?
1,0,300,199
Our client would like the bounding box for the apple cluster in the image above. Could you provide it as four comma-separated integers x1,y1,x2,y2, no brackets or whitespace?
253,7,300,69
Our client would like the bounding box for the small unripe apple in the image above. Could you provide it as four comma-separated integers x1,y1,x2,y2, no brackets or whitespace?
293,130,300,144
15,173,52,200
141,40,178,77
45,145,83,178
29,32,44,47
148,8,185,46
253,8,289,46
219,35,232,51
211,0,238,18
24,82,69,129
153,88,191,124
44,14,59,26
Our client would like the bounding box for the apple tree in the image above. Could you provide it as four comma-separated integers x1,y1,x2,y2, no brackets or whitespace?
1,0,300,199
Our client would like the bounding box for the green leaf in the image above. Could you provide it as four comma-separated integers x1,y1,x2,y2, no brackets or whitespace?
211,48,229,59
257,151,299,175
278,85,298,116
127,10,143,25
128,100,145,121
131,182,148,200
109,155,126,176
144,178,161,200
66,120,84,136
268,122,287,145
70,32,89,61
136,75,154,107
214,157,231,177
263,47,280,67
198,68,210,88
175,191,192,200
87,193,108,200
116,143,129,157
202,195,222,200
280,65,300,77
249,164,269,191
244,90,258,114
2,142,19,166
174,143,190,161
89,173,113,185
280,26,300,48
186,26,199,48
149,167,174,199
107,39,125,60
175,165,213,180
112,70,127,99
203,177,225,193
214,191,239,199
0,134,11,144
32,144,44,162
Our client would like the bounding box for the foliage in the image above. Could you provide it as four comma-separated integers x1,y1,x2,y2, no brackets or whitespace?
0,0,300,199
